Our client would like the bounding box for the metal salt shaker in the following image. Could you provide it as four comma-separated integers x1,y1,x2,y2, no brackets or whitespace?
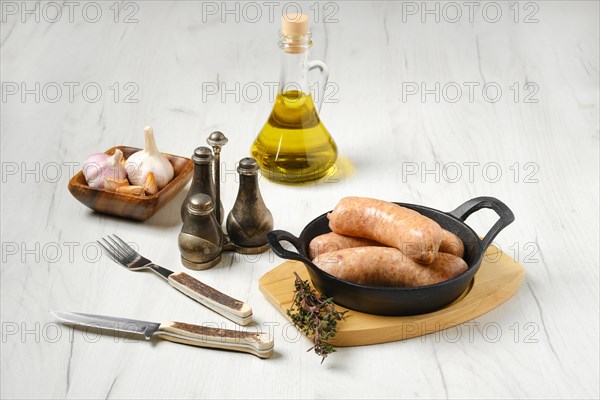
178,194,224,270
181,146,224,223
226,157,274,248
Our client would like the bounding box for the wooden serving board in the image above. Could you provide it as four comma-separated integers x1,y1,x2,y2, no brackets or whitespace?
258,245,525,346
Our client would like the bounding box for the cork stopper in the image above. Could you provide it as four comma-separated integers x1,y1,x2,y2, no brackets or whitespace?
281,14,311,54
282,13,309,36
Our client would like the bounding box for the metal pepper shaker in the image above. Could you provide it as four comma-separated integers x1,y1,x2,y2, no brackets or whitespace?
226,158,274,248
178,194,224,270
181,147,224,223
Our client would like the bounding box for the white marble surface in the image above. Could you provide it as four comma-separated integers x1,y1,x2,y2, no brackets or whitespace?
1,1,599,399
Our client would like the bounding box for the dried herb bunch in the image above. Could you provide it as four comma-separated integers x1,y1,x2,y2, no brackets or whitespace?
287,272,347,363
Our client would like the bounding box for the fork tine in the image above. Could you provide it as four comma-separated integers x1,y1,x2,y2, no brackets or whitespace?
97,240,121,264
106,236,129,260
101,238,121,258
103,237,129,262
112,234,136,256
106,237,132,264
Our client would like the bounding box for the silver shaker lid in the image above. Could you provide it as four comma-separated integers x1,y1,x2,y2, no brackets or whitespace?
237,157,259,175
187,194,214,216
192,147,213,164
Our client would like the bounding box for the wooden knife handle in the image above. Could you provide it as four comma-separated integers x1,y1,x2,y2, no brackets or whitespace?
157,321,273,359
167,272,253,325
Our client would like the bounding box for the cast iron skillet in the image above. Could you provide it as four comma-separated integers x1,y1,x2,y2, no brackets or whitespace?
267,196,514,316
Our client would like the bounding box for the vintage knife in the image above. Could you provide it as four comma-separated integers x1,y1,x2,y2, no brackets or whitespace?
50,311,273,359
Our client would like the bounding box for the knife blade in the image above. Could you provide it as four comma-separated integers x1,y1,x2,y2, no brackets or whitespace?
50,311,161,339
50,311,273,358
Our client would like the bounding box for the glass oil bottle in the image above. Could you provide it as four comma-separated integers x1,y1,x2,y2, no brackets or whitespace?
251,14,337,184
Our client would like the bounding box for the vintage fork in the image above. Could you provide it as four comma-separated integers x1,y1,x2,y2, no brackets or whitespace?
98,234,253,326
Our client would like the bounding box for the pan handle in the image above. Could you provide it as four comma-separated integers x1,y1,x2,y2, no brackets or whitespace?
448,197,515,250
266,230,309,263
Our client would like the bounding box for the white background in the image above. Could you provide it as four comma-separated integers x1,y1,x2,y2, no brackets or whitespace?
1,1,598,399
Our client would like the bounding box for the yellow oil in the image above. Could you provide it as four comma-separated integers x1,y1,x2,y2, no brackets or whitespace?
251,90,337,183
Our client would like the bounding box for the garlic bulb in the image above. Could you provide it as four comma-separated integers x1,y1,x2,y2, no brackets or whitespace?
125,126,174,190
82,149,128,189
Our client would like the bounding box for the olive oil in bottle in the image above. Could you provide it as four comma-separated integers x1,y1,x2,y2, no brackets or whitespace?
251,14,337,184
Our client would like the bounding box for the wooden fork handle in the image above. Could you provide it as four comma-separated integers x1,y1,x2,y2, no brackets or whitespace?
167,272,253,326
157,321,273,359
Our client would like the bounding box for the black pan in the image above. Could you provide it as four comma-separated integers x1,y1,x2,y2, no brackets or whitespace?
267,196,515,316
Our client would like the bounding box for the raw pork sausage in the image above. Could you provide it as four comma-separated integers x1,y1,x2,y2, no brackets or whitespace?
327,197,443,264
439,229,465,258
309,229,465,259
308,232,379,259
313,247,468,287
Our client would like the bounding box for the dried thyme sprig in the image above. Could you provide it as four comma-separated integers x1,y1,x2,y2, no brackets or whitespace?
287,272,347,363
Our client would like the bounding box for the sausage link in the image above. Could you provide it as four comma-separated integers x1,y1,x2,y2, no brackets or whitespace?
327,197,443,264
313,247,468,287
308,232,379,259
439,229,465,258
309,229,465,259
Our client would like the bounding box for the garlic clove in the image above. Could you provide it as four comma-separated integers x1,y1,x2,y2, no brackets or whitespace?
124,126,175,189
116,185,145,196
104,177,129,191
112,148,124,163
143,172,159,195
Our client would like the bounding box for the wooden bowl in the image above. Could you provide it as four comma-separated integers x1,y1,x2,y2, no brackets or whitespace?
68,146,193,221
